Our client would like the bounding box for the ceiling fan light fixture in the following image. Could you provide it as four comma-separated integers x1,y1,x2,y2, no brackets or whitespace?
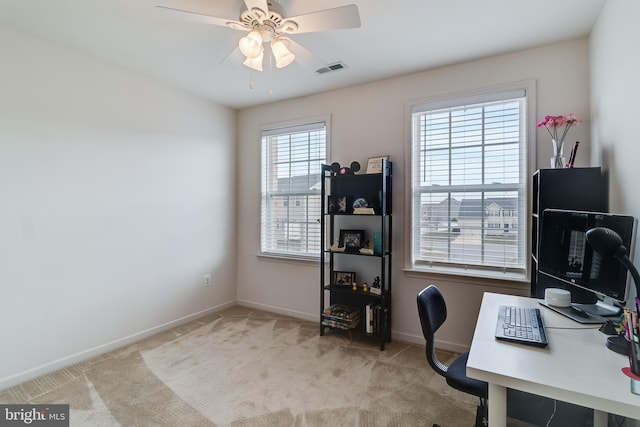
243,50,264,71
271,39,295,68
238,30,263,58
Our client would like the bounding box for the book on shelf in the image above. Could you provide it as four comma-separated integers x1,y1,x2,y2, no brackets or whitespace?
322,304,361,330
365,303,386,335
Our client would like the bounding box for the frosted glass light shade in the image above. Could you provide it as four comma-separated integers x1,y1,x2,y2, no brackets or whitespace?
271,39,295,68
243,51,264,71
238,31,263,58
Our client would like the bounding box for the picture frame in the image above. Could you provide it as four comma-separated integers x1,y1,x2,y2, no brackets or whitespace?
339,229,365,251
337,196,348,213
327,196,336,213
366,156,389,174
333,271,356,285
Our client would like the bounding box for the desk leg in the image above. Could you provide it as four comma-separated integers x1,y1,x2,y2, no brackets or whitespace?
488,383,507,427
593,410,607,427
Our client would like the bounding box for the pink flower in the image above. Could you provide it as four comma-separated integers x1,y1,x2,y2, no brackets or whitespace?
537,113,581,141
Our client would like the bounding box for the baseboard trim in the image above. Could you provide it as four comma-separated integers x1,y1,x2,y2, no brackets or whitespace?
0,300,236,391
237,299,318,323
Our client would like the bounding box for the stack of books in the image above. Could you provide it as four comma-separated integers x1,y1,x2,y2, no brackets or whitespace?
322,304,361,330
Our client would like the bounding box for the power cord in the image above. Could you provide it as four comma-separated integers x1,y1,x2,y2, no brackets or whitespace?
544,326,601,330
544,399,557,427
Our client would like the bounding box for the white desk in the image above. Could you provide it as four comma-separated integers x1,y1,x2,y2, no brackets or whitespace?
467,292,640,427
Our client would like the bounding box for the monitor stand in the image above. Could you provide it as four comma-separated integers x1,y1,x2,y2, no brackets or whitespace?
538,301,606,324
574,298,623,317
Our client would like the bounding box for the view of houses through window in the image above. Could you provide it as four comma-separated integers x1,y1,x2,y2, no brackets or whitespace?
411,90,527,273
261,121,327,258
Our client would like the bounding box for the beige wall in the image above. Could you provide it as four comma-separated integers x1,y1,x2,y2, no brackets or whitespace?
0,25,237,389
237,38,592,352
590,0,640,216
590,0,640,298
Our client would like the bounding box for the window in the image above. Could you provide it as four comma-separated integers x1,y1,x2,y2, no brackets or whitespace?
261,120,327,258
410,88,530,277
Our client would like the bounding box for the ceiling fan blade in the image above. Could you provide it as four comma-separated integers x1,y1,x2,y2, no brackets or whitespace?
156,5,246,29
283,38,326,71
219,45,241,65
283,4,361,34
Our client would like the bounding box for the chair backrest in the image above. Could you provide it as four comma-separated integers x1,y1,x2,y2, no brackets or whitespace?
417,285,449,377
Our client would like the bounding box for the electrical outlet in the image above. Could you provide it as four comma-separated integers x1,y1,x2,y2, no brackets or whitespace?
203,274,211,287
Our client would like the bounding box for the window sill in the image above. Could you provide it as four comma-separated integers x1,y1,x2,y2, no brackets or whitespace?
403,264,529,290
257,252,320,266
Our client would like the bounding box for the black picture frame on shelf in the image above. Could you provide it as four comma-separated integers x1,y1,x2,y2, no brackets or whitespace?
333,271,356,285
339,229,365,251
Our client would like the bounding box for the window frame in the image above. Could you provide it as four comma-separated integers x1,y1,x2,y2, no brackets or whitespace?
404,81,536,281
259,115,330,261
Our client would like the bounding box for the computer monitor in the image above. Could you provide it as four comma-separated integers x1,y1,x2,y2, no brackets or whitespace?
538,209,638,317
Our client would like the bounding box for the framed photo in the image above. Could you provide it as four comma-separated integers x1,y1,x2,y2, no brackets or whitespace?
366,156,389,174
327,196,336,213
339,229,365,251
337,196,348,213
333,271,356,285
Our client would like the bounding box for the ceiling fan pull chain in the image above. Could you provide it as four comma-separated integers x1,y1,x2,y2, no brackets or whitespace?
268,48,273,96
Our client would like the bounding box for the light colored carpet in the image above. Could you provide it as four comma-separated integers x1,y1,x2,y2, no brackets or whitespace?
0,306,482,426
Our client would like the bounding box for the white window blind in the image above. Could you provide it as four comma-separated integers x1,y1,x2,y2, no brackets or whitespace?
261,121,327,258
410,91,527,275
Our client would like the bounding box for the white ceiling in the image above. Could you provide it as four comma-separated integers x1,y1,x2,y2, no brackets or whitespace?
0,0,607,109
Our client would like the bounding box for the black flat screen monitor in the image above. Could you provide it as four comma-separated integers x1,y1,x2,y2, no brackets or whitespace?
538,209,637,317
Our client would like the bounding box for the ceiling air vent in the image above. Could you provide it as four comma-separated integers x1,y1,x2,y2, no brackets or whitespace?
316,61,347,75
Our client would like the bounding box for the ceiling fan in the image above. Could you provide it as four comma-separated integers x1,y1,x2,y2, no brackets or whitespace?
156,0,361,72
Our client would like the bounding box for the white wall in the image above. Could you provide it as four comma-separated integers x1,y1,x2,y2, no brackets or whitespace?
590,0,640,309
237,38,592,352
0,25,237,389
590,0,640,216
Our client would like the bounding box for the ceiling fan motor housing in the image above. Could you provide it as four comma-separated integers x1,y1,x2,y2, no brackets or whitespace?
239,0,297,38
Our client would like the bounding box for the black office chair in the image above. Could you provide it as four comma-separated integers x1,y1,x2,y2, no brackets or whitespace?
417,285,487,427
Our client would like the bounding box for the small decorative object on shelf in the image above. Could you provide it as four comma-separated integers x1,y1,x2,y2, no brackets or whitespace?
536,114,581,169
370,276,382,295
330,240,346,252
331,161,361,175
373,232,382,255
363,282,368,292
366,156,389,174
359,240,374,255
353,197,375,214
